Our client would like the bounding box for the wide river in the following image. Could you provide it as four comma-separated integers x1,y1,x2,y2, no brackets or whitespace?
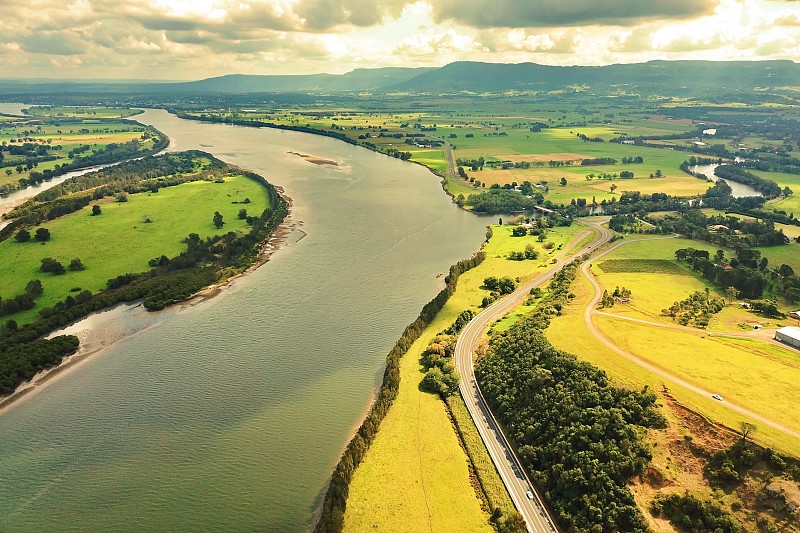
0,109,488,532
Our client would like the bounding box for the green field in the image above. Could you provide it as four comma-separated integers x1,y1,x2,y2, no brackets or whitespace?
343,223,586,532
0,116,161,189
23,106,141,119
0,175,268,324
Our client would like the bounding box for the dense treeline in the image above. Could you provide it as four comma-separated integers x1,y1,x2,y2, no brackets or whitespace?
21,133,168,188
0,152,288,395
314,251,485,533
465,189,539,214
476,263,665,532
0,336,79,394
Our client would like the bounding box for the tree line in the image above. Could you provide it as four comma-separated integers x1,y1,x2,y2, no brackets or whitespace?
314,251,485,533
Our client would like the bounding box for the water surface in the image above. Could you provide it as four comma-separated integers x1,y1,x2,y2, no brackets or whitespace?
0,109,488,532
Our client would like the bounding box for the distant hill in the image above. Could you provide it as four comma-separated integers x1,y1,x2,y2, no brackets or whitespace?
387,60,800,95
0,61,798,97
172,67,436,93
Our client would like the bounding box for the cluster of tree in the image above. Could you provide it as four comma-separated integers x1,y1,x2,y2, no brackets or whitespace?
476,264,664,532
456,157,485,171
649,493,745,533
621,156,644,164
508,244,538,261
661,289,726,327
600,286,631,308
15,227,51,242
714,165,784,198
481,276,517,307
314,251,485,533
707,437,759,487
581,157,616,166
465,189,540,214
0,280,43,317
419,334,460,397
0,336,79,394
650,210,789,249
674,247,769,299
576,133,604,142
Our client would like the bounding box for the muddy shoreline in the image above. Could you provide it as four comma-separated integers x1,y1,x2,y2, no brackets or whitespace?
0,190,299,416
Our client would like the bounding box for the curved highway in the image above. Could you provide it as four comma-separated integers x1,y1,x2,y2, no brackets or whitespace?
454,218,613,533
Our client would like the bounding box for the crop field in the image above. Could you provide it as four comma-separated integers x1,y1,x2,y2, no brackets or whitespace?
0,175,268,324
343,223,586,532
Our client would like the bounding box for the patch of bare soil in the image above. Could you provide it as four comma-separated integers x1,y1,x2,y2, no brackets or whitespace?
630,389,800,532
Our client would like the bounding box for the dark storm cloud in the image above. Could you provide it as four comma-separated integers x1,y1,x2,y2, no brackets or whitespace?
428,0,720,28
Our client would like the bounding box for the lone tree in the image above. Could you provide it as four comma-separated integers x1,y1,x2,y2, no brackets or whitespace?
91,205,102,216
213,211,224,228
237,208,248,220
34,227,51,242
725,286,737,303
69,258,86,271
740,421,757,443
15,229,31,243
560,176,567,186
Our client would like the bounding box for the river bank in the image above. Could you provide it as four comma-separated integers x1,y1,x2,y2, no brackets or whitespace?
0,187,298,416
0,108,489,533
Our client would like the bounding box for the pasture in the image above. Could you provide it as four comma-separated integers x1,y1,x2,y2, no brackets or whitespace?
0,175,268,324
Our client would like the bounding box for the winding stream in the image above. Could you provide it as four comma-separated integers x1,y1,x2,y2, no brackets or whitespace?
0,109,488,532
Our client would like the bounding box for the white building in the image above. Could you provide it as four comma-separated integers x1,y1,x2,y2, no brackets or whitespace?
774,326,800,349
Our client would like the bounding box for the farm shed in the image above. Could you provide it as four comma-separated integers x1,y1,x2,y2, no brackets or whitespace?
774,326,800,349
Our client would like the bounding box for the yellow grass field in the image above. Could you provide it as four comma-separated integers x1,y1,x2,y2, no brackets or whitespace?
343,224,585,532
546,265,800,456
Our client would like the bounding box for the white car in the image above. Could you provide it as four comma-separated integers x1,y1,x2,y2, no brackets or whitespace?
712,394,723,401
526,490,534,500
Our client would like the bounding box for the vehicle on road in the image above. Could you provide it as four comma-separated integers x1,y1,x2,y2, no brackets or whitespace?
526,490,534,500
712,394,723,401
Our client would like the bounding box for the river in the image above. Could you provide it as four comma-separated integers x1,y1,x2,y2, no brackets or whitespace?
688,163,761,198
0,109,489,532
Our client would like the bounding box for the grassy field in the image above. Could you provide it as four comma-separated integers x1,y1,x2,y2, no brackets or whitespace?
343,223,585,532
595,316,800,437
0,116,159,188
546,269,800,456
587,238,800,440
23,106,141,119
0,175,268,324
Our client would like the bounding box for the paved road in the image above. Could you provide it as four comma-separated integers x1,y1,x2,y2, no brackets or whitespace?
454,218,612,533
580,237,800,441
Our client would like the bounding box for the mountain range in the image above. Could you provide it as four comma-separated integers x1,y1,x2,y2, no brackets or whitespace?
1,60,799,97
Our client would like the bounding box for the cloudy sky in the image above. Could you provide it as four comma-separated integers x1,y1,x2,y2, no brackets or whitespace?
1,0,799,80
